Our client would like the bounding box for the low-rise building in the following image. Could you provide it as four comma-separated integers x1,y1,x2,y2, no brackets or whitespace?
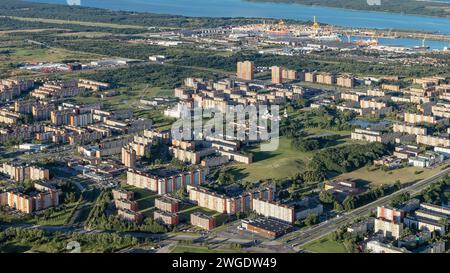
241,217,293,239
366,240,409,253
408,151,444,168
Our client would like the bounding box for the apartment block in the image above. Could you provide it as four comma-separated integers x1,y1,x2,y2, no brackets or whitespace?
393,123,427,136
31,80,86,99
304,72,317,83
154,210,179,225
336,75,355,88
155,196,180,213
77,79,110,91
377,206,405,223
114,198,138,211
381,84,400,92
315,73,335,85
416,135,450,148
0,124,44,144
0,79,34,101
14,100,35,114
282,69,297,80
360,99,387,110
252,198,295,224
190,212,216,230
431,103,450,118
236,61,254,81
70,112,93,127
404,203,448,236
121,145,137,168
1,163,50,182
351,128,388,143
118,209,143,223
126,168,206,194
374,218,403,239
187,185,274,215
50,109,72,126
32,103,55,121
112,188,134,200
404,113,437,125
340,92,360,102
367,89,385,97
271,66,283,84
3,182,59,213
0,109,21,125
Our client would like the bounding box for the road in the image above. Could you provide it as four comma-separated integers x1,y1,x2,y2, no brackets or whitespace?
285,166,450,251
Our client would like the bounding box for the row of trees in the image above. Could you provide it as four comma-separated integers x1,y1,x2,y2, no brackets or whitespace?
0,227,141,253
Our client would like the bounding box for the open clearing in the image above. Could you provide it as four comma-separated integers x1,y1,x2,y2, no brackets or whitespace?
336,164,450,186
6,16,146,29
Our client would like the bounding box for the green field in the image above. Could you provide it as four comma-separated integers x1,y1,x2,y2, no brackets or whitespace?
234,132,353,182
0,46,103,64
336,164,450,186
233,137,311,182
7,16,146,30
301,237,348,253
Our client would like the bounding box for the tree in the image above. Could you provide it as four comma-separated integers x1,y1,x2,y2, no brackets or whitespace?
401,227,412,238
438,218,448,228
319,191,335,204
334,201,344,212
174,187,186,199
390,192,410,207
304,213,318,227
343,196,355,211
217,169,235,186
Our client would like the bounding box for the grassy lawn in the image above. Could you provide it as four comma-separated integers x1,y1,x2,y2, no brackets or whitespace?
233,129,356,182
141,86,173,98
54,32,113,38
234,137,310,182
301,237,348,253
335,164,449,186
0,46,102,64
31,203,78,226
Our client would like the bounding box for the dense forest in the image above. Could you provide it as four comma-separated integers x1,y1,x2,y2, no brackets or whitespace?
309,142,391,176
0,0,280,28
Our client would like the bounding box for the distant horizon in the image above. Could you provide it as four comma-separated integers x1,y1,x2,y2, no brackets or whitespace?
27,0,450,34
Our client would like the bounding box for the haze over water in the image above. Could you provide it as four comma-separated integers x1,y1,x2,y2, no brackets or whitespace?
29,0,450,35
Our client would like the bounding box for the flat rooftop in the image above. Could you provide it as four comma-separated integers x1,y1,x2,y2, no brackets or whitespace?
244,217,292,233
